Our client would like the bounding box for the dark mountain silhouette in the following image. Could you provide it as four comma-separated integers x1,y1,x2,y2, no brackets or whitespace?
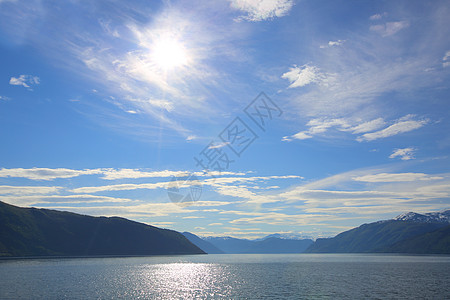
182,232,224,254
382,224,450,254
306,210,450,254
0,201,204,257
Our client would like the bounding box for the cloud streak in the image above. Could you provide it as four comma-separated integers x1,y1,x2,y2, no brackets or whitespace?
230,0,294,21
282,115,424,142
357,115,428,142
370,21,409,37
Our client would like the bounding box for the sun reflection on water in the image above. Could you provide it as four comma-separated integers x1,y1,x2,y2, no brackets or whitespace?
136,263,235,299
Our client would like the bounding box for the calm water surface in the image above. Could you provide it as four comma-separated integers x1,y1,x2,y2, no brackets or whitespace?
0,254,449,299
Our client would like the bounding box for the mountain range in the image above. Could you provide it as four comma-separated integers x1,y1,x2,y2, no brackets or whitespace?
305,210,450,254
1,200,449,256
184,210,450,255
0,201,204,257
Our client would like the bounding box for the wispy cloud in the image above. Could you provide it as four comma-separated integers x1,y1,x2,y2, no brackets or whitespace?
281,65,329,88
38,202,198,218
282,117,387,142
276,168,450,226
352,172,443,183
0,168,103,181
70,182,169,194
207,141,230,149
370,21,409,37
9,74,40,90
280,4,449,143
389,147,416,160
100,169,189,180
369,12,387,21
71,174,301,194
0,194,135,207
357,115,428,142
0,95,11,101
320,40,346,49
443,50,450,68
0,185,60,196
230,0,294,21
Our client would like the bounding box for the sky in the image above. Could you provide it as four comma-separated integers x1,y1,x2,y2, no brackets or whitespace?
0,0,450,239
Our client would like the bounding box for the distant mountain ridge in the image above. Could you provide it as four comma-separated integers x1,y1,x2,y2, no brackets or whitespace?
186,234,313,254
258,233,314,241
306,209,450,254
0,201,204,257
182,232,224,254
185,209,450,254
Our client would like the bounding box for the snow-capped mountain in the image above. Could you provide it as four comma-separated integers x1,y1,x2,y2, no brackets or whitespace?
394,209,450,223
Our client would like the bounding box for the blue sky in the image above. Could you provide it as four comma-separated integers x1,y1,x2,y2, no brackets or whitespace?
1,0,449,239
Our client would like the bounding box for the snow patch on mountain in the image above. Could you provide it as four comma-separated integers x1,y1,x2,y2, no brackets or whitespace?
394,209,450,223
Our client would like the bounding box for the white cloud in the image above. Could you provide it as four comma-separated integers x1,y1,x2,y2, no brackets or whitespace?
320,40,345,49
443,50,450,67
0,168,104,181
282,117,386,142
99,169,190,180
205,175,302,186
0,194,135,207
357,115,428,142
70,182,170,194
369,12,387,20
281,65,327,88
0,185,60,196
0,167,237,181
70,174,289,194
353,172,443,183
276,167,450,227
282,131,312,141
9,74,40,89
443,51,450,61
230,0,294,21
208,141,230,149
0,96,11,101
37,202,198,218
370,21,409,37
389,147,416,160
346,118,386,134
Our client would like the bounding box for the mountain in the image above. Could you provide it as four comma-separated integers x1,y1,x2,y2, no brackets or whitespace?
182,232,224,254
306,210,450,254
394,210,450,223
204,236,313,254
0,201,204,257
203,236,254,253
383,225,450,254
259,233,314,241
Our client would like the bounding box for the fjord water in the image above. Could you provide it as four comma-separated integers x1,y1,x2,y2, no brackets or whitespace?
1,254,449,299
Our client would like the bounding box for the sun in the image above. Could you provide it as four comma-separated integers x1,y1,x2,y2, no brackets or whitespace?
151,35,188,71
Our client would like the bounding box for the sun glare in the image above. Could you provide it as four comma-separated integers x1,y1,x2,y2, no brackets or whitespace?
152,36,188,70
